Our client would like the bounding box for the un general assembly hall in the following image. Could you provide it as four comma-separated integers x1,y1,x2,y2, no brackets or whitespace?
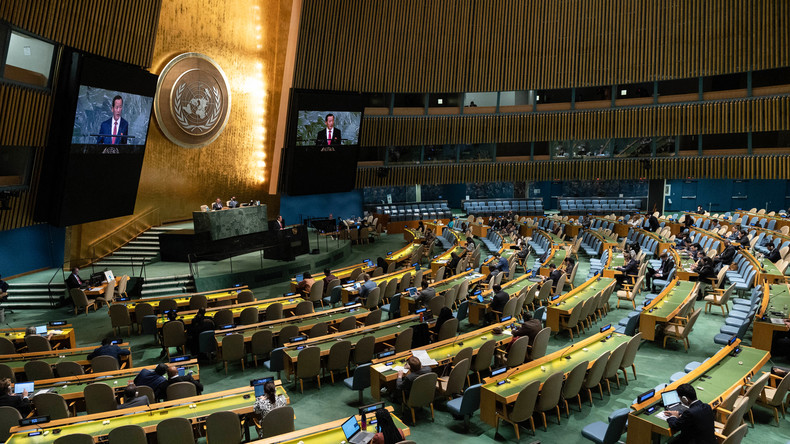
2,1,790,443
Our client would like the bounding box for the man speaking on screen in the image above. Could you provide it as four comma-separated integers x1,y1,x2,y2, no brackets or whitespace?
97,95,129,152
315,113,342,151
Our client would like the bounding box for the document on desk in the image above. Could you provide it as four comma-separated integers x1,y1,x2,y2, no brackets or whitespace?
654,411,671,421
412,350,438,366
770,318,786,325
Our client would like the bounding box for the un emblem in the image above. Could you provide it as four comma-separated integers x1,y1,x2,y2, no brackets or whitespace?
154,53,231,148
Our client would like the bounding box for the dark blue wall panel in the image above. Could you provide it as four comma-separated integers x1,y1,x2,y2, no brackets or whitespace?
0,224,65,277
280,190,364,225
664,179,788,213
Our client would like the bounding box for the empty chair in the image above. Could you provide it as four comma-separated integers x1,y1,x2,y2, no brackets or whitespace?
278,325,300,346
505,336,530,368
213,309,234,326
251,329,274,367
189,294,208,310
704,283,735,316
109,304,134,336
91,355,120,373
365,309,382,326
70,288,97,315
471,339,496,384
535,371,565,430
263,347,285,381
0,337,15,354
55,361,85,377
156,417,195,444
259,406,295,439
240,306,260,325
437,318,458,341
307,321,328,338
325,340,352,384
618,332,642,384
221,333,246,374
602,342,628,394
583,351,611,404
54,434,93,444
663,308,702,351
447,383,482,430
24,360,54,380
353,336,375,365
296,346,321,392
307,280,325,309
756,371,790,425
134,303,154,333
163,320,187,359
158,299,178,314
205,411,242,444
580,407,630,444
166,381,197,400
344,363,372,404
85,382,117,414
401,372,438,424
529,327,550,360
108,424,148,444
295,300,314,315
336,315,357,332
561,360,590,416
238,290,255,303
33,392,70,420
265,303,283,321
495,379,540,439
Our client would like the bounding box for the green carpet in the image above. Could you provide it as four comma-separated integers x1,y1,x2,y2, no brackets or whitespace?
6,232,790,443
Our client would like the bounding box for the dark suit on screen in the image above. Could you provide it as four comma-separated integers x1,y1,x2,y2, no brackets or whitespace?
315,128,342,147
666,400,716,444
97,118,129,145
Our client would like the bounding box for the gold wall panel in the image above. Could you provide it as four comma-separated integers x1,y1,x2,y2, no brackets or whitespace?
356,155,790,188
71,0,294,260
294,0,790,93
360,96,790,146
0,0,161,68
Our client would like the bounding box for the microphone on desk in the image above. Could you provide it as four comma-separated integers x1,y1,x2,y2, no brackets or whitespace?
559,341,576,360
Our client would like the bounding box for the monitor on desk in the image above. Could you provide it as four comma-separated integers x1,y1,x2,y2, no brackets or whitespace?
104,270,115,284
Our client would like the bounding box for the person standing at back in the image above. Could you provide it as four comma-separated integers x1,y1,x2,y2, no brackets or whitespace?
666,384,716,444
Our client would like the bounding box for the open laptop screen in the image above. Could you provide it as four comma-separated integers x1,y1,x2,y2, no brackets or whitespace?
341,416,360,440
14,382,34,394
662,390,681,407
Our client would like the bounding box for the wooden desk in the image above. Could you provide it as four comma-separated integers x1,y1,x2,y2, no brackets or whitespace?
30,360,200,410
369,321,513,400
8,384,289,444
215,305,369,353
752,283,790,351
673,249,699,281
480,327,628,427
384,243,422,265
341,266,426,304
740,248,785,285
430,245,466,274
638,279,698,341
121,288,245,322
425,221,445,237
289,263,375,292
0,343,132,380
1,326,76,349
545,277,615,332
538,247,568,277
83,276,122,296
155,296,300,331
254,406,409,444
399,269,485,316
281,316,425,378
627,341,769,444
470,222,489,238
467,275,539,325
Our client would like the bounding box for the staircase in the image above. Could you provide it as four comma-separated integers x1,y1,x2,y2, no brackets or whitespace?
3,282,65,310
141,274,195,298
94,226,181,268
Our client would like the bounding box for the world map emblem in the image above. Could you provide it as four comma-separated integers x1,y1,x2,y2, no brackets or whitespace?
154,53,231,148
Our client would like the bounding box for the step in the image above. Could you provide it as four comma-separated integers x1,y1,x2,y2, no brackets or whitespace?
142,280,194,289
111,250,159,257
144,274,193,284
3,300,56,309
128,240,159,247
7,283,66,290
6,288,64,295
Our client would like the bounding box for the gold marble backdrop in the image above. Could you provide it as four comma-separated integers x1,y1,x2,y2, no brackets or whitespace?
70,0,293,262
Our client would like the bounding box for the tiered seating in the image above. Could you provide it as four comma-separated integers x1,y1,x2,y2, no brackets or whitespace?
713,286,763,344
436,227,459,249
581,216,615,231
587,249,610,278
463,198,543,216
687,229,722,255
752,231,790,255
558,197,642,215
376,201,451,222
528,233,552,257
480,230,503,253
579,231,603,256
626,230,659,258
725,252,758,293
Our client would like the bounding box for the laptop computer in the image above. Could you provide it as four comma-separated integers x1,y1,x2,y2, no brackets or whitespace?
296,274,304,282
661,390,688,414
341,415,375,444
406,287,418,298
35,325,47,335
14,381,34,394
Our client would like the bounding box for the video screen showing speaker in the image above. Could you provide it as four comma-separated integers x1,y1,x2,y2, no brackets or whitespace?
281,90,364,196
35,50,157,226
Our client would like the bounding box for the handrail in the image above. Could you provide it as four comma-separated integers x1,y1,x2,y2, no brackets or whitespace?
87,207,161,266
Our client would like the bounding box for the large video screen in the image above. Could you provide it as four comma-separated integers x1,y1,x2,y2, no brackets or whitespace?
35,51,158,227
70,86,154,152
295,110,361,146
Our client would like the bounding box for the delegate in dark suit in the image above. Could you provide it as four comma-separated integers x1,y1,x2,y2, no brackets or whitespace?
97,118,129,145
0,392,32,416
667,400,716,444
315,128,342,146
646,255,675,291
512,318,542,346
615,257,639,286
